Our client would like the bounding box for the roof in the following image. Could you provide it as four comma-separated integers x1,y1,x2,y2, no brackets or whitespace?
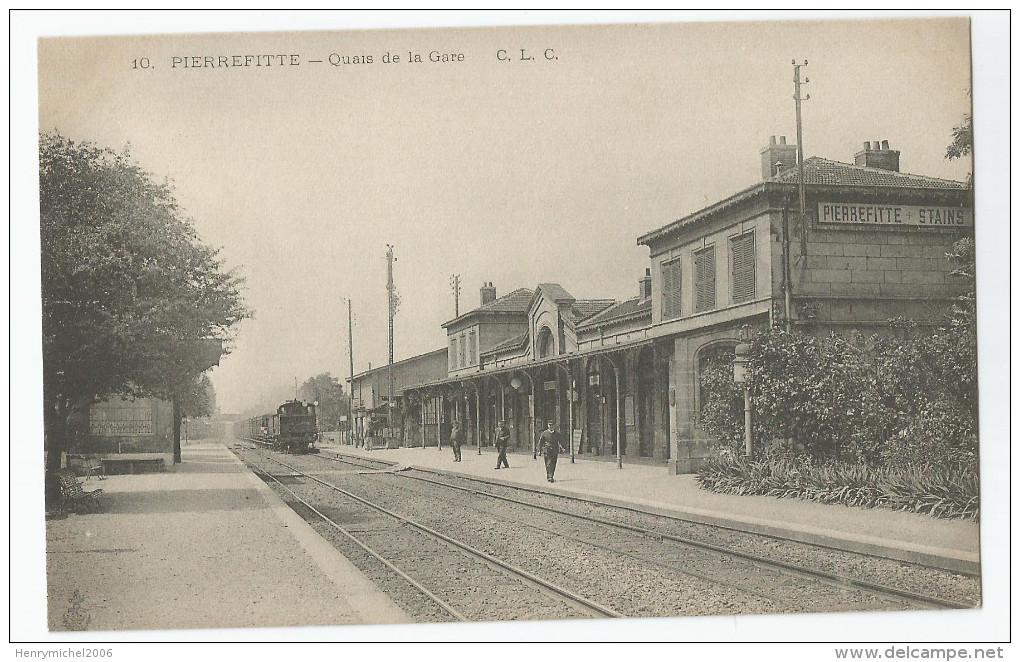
771,157,968,189
348,347,448,382
576,297,652,329
481,287,535,312
442,288,533,327
569,299,617,323
534,283,575,303
482,331,529,357
638,156,970,247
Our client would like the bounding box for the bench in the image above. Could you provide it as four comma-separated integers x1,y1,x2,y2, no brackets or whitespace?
101,458,164,475
66,454,105,481
55,469,103,514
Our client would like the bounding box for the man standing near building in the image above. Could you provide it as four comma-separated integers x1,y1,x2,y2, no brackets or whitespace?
450,420,464,462
538,420,567,483
494,420,511,470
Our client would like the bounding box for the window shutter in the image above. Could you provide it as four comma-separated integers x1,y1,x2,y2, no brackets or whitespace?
459,333,466,367
695,247,716,313
661,258,682,320
450,338,457,369
468,331,477,365
731,233,756,303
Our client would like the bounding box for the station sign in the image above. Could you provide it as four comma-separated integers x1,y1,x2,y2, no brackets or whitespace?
818,202,972,227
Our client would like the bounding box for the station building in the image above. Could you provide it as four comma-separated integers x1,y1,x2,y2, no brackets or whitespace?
395,137,972,473
347,348,448,445
638,137,972,472
403,278,666,464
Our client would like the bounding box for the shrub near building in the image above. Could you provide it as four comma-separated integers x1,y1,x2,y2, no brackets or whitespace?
696,244,979,519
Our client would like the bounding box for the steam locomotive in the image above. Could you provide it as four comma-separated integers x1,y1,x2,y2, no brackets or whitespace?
244,400,318,453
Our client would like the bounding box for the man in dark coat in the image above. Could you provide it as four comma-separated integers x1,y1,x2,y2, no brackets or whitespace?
494,420,511,469
450,420,464,462
538,420,567,482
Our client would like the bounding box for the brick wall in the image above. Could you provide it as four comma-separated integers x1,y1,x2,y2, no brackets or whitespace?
794,206,971,317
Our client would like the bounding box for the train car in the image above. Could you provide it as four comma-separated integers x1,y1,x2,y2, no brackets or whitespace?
245,400,318,453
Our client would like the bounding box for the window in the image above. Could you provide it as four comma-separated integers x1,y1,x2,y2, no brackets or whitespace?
661,257,682,320
538,326,555,358
459,332,467,367
694,246,716,313
90,401,153,436
450,337,458,369
468,330,477,365
731,232,756,303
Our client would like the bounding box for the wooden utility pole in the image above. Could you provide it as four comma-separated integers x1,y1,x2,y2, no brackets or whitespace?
793,60,810,256
386,245,397,440
450,274,461,318
347,298,355,444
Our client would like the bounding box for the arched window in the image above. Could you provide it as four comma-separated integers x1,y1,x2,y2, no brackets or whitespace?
537,326,555,359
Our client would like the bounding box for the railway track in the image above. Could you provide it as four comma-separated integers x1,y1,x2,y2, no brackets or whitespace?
314,450,978,612
237,446,622,622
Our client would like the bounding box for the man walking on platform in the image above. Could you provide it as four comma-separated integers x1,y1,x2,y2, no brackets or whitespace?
450,420,464,462
494,420,511,469
538,420,567,483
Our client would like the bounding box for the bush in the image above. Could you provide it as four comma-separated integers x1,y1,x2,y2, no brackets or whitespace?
696,348,745,453
747,330,896,464
696,323,977,471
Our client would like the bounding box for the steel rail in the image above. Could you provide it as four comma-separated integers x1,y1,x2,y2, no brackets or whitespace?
406,462,983,581
263,453,623,620
310,451,975,609
315,454,812,610
247,463,467,622
318,451,982,584
475,501,802,611
389,469,976,611
320,453,394,471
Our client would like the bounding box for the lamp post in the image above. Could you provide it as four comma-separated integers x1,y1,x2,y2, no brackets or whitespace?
510,375,523,455
732,343,753,457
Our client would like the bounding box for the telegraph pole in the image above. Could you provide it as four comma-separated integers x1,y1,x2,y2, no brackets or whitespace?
347,298,355,445
450,274,461,318
386,245,397,443
793,60,810,256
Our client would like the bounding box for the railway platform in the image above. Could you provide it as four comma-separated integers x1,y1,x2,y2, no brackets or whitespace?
320,442,980,575
45,441,410,633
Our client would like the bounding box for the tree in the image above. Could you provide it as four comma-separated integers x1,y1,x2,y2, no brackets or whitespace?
178,373,217,420
945,113,973,161
40,133,249,471
298,373,347,432
946,101,973,187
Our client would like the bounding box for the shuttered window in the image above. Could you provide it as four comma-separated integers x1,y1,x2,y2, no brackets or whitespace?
661,257,682,320
468,330,477,365
731,232,756,303
459,333,467,367
450,338,458,369
694,246,716,313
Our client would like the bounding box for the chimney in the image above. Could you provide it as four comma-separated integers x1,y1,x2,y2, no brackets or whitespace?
760,135,798,180
854,139,900,172
480,281,496,306
639,268,652,303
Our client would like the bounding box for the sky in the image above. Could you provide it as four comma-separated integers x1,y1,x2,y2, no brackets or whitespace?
34,15,973,415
